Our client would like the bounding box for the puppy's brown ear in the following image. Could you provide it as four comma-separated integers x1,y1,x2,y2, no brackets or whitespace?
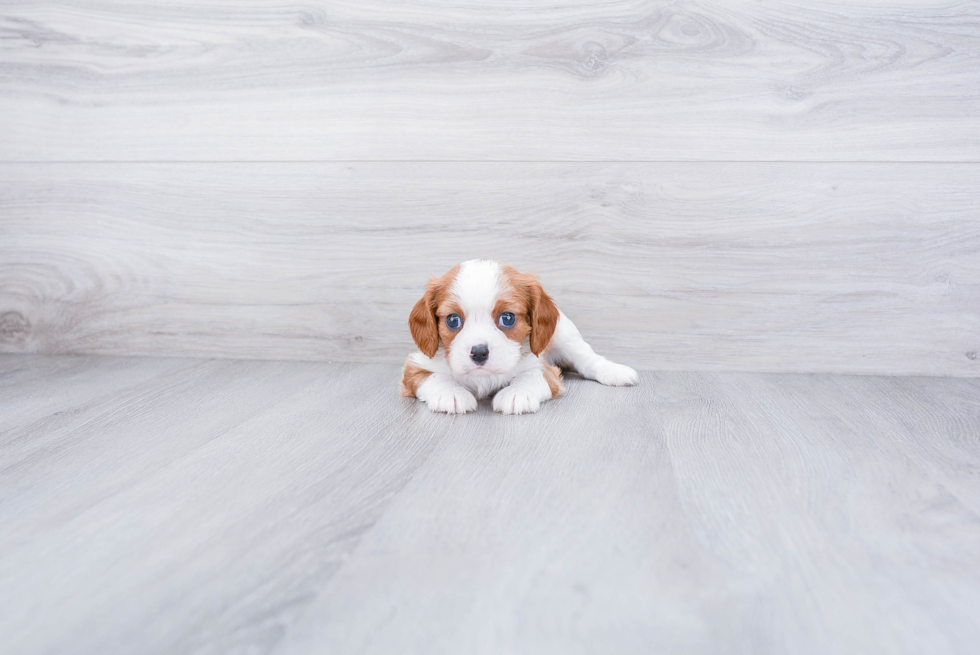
528,276,559,356
409,282,440,358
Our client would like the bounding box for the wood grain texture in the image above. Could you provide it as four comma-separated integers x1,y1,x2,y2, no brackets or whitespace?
1,1,978,161
0,355,452,655
3,355,979,654
279,369,980,655
1,162,977,375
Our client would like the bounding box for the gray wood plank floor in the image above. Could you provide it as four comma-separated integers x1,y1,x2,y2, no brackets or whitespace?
1,1,977,161
2,354,979,654
2,162,978,376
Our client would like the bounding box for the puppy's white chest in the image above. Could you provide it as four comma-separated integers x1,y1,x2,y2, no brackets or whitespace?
456,370,517,399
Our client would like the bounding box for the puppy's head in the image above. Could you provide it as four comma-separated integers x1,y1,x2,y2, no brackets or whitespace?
409,260,559,377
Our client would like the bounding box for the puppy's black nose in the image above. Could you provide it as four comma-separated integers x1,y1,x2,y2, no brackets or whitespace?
470,344,489,365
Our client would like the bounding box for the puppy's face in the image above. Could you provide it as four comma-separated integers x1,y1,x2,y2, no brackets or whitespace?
409,260,559,378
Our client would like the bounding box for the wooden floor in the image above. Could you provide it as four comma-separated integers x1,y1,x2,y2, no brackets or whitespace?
2,354,979,654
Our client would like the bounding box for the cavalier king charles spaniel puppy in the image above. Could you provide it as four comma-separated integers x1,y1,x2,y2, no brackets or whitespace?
401,259,638,414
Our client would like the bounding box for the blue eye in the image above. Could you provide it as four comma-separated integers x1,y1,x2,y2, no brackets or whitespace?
445,313,462,330
497,312,516,329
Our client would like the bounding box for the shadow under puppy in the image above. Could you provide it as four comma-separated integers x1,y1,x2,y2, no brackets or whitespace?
401,259,637,414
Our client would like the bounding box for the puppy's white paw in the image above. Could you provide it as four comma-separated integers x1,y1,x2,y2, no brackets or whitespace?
425,387,478,414
594,361,639,386
492,386,541,415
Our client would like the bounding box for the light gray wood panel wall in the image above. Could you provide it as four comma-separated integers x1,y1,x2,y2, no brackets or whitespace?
1,162,978,375
2,2,978,372
1,1,978,161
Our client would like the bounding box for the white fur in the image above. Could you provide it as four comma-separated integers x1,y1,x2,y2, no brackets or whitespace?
545,310,640,387
444,260,523,380
491,363,553,415
410,259,638,414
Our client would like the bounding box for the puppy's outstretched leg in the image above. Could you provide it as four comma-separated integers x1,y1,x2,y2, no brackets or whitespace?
544,311,639,386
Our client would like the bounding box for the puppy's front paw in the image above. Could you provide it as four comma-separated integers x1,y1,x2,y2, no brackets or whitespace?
594,361,639,386
492,386,541,415
425,387,477,414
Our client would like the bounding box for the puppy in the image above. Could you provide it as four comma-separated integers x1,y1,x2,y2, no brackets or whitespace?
400,259,638,414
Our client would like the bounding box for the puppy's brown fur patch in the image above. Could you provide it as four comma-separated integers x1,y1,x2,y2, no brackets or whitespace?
409,265,460,357
542,362,564,399
499,265,559,355
436,300,465,354
493,294,531,345
400,358,432,397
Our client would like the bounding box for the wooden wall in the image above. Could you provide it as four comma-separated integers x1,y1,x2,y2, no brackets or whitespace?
1,1,978,375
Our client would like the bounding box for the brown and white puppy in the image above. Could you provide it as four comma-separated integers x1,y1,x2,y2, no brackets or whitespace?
401,259,637,414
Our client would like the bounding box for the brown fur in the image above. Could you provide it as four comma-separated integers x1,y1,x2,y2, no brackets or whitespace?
499,265,560,355
542,362,564,399
399,357,433,397
436,300,465,353
408,265,460,357
493,294,531,345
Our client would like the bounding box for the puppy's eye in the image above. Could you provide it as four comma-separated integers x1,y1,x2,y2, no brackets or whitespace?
497,312,516,329
445,313,462,330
